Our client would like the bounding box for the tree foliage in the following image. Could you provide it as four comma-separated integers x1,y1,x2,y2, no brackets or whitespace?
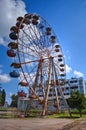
67,91,86,117
0,89,6,106
10,94,18,107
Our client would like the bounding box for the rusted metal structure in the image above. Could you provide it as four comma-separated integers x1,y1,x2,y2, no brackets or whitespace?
7,13,69,116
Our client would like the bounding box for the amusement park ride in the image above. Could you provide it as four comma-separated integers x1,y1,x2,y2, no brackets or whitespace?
7,13,70,116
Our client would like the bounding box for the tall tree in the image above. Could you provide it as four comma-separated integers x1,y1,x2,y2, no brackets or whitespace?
67,91,86,117
10,94,18,107
1,89,6,106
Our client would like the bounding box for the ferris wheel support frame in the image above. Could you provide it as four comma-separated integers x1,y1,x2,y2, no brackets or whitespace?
42,57,52,116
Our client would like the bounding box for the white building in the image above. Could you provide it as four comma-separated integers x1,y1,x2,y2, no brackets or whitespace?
17,77,86,111
64,77,86,98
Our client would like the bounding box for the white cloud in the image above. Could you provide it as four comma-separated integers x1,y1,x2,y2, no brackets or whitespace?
0,37,5,44
65,50,71,60
73,70,84,77
0,64,11,83
0,0,27,45
66,64,72,73
0,74,11,83
9,92,13,97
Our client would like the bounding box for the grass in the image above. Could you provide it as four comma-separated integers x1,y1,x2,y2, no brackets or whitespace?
0,107,7,111
47,110,86,119
1,108,86,119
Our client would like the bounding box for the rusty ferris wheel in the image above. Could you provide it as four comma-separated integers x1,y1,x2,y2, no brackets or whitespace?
7,13,69,116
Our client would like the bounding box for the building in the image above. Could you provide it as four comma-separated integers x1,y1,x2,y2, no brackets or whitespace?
64,77,86,98
17,77,86,111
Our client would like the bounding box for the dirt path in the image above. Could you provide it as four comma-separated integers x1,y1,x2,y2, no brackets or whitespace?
62,119,86,130
0,118,73,130
0,118,86,130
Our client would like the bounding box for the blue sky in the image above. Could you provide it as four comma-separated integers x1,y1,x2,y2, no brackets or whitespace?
0,0,86,103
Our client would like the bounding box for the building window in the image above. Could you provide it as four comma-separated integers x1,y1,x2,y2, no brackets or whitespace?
70,80,77,83
79,85,84,91
79,80,83,85
70,86,78,89
64,93,69,95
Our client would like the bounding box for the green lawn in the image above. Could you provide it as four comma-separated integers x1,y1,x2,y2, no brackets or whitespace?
0,108,86,119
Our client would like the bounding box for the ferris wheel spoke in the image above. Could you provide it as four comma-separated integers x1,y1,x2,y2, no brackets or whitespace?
28,25,50,56
23,29,38,46
18,50,38,58
18,38,40,57
18,56,52,65
29,25,44,47
20,59,40,65
19,38,35,52
38,25,50,48
23,26,51,57
30,26,48,52
22,30,42,55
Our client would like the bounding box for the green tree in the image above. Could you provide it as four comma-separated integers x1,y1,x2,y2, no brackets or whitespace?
67,91,86,117
0,89,6,106
0,96,2,106
1,89,6,106
10,94,18,107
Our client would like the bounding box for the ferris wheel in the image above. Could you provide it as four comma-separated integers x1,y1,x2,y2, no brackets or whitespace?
7,13,67,116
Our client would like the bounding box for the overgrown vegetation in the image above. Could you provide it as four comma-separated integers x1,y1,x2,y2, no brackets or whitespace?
67,91,86,117
1,108,86,119
1,90,86,119
10,94,18,107
0,89,6,107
